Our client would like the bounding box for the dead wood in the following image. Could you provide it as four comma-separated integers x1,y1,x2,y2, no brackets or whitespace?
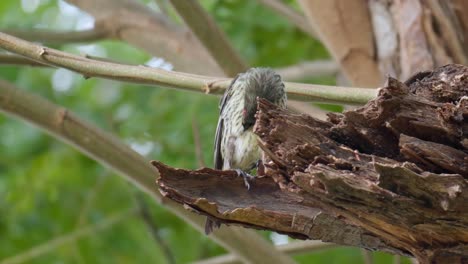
154,64,468,263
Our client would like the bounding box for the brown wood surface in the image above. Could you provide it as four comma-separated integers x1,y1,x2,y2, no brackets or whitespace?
155,64,467,263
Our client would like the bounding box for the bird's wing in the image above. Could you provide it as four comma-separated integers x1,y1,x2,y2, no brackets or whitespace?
213,117,224,170
213,75,240,170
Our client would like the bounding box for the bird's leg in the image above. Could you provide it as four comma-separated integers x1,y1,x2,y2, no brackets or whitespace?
235,169,255,190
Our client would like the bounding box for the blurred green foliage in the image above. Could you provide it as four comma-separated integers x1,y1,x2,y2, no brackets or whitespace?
0,0,411,263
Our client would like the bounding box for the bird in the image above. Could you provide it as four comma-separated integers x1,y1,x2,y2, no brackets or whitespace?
205,67,287,234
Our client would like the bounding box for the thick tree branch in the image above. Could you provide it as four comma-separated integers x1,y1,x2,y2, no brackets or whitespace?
156,64,468,263
0,32,376,105
0,80,307,264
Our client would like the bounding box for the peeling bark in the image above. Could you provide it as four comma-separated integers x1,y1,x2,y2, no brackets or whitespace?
155,64,468,263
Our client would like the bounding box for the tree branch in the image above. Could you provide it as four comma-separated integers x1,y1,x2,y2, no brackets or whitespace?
0,53,47,67
0,32,377,105
168,0,247,76
0,79,308,264
256,0,318,39
276,60,338,81
3,27,109,44
66,0,223,75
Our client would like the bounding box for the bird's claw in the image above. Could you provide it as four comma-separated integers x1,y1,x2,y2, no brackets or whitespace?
235,169,254,190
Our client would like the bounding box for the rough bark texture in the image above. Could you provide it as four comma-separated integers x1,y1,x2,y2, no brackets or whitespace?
155,64,467,263
369,0,468,80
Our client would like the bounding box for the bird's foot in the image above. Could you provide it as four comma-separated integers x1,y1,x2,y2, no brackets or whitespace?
235,169,255,190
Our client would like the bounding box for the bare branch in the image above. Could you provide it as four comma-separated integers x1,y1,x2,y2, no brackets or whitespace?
0,32,377,104
276,60,338,81
168,0,247,76
0,53,47,67
257,0,318,39
0,53,130,67
66,0,223,75
0,208,138,264
2,27,109,44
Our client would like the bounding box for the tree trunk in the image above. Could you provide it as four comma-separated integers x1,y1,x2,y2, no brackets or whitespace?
368,0,468,80
155,64,468,264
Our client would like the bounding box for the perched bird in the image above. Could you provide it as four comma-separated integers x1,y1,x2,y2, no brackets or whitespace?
205,68,287,234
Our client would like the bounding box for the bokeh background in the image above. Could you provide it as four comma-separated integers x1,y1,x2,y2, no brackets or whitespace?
0,0,412,263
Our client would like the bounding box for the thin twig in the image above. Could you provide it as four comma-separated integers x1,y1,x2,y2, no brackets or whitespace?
256,0,318,39
192,117,206,167
135,193,176,264
2,27,109,44
0,208,137,264
0,32,377,105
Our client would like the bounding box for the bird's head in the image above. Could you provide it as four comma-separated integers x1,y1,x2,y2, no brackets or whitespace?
241,68,286,130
